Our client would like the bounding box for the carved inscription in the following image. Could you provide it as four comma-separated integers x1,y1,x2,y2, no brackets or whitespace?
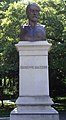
20,66,47,69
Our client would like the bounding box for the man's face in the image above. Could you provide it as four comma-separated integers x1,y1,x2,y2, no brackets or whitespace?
28,5,40,22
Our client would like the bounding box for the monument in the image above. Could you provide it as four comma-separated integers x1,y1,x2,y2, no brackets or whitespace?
10,3,59,120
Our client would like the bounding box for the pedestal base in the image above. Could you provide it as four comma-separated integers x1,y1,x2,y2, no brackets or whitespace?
10,111,59,120
10,96,59,120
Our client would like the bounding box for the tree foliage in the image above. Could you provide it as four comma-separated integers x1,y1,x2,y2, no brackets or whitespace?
0,0,66,98
49,43,66,97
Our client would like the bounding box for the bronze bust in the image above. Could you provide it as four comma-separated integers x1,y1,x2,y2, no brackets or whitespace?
20,3,46,41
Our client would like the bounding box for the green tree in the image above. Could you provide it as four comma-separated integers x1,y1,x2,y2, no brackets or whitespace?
49,43,66,97
0,0,66,100
0,1,26,103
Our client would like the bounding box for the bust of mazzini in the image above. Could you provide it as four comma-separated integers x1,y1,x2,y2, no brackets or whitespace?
20,3,46,41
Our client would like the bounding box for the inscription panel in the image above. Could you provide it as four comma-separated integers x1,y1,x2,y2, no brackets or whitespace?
20,66,47,69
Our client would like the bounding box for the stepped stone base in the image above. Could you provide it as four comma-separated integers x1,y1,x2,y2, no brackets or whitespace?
10,111,59,120
10,96,59,120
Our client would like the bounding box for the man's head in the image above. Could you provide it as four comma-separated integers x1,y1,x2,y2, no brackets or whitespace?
26,3,41,22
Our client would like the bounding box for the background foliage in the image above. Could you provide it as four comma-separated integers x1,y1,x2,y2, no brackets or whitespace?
0,0,66,101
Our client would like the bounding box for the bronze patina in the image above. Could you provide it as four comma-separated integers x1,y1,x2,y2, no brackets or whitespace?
20,3,46,41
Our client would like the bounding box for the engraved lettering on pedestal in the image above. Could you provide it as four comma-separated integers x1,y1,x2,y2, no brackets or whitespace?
20,66,47,69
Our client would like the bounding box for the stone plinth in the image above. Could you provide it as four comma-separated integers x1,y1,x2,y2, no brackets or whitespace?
10,41,59,120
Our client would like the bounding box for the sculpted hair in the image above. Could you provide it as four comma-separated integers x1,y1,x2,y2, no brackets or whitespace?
26,3,41,18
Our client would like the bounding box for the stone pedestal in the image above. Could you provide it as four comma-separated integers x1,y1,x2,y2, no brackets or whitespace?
10,41,59,120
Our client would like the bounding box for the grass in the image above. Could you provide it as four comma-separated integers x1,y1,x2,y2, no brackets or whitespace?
0,101,15,117
52,103,66,112
52,97,66,112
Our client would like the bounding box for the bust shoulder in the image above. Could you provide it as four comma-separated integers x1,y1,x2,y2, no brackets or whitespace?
21,23,45,28
20,23,46,41
37,23,45,27
21,23,29,28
